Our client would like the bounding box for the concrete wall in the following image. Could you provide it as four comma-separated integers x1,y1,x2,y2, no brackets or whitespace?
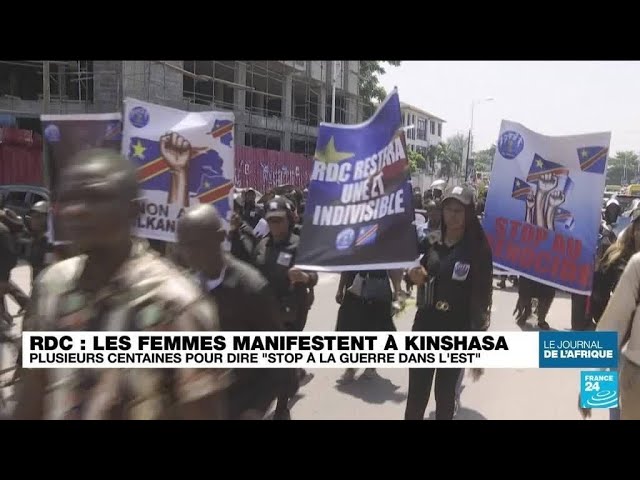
2,60,355,152
93,61,123,112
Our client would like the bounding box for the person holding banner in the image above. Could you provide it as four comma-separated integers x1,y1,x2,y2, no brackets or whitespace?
405,185,493,420
250,196,318,420
335,269,400,383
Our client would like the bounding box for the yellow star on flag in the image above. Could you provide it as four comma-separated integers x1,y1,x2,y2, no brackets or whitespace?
314,136,354,164
132,140,146,159
516,180,521,187
581,149,589,158
204,181,210,188
536,159,543,168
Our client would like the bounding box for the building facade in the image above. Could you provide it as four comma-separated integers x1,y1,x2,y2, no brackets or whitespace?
0,60,362,155
400,101,445,157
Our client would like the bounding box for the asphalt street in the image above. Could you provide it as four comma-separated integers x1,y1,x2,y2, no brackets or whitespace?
0,266,610,420
285,273,610,420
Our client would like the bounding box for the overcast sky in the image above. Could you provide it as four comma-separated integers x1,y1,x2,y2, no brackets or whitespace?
379,61,640,155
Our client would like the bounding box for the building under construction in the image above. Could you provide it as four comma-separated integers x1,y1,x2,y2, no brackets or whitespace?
0,61,363,156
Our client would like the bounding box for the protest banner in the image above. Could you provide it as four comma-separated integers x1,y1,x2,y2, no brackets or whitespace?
482,120,611,294
40,113,123,243
295,88,418,271
122,98,235,242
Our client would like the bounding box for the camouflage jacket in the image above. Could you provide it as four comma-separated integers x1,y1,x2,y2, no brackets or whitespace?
19,240,230,420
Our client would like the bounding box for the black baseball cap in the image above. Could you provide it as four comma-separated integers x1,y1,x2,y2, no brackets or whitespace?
442,185,474,206
265,196,292,219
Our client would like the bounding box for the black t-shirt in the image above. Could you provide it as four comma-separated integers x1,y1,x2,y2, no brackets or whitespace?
416,237,473,330
251,233,318,330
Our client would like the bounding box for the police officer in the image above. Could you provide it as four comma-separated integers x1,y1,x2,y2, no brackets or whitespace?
406,185,493,420
24,201,53,284
281,193,316,353
251,196,318,420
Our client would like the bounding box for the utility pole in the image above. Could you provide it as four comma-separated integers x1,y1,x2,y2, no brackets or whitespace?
43,61,50,113
331,61,338,123
42,61,51,192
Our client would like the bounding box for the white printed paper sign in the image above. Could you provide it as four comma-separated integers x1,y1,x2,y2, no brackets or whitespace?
122,98,235,242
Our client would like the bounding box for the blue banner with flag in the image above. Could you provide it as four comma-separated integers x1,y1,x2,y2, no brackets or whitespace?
295,88,418,271
482,120,611,295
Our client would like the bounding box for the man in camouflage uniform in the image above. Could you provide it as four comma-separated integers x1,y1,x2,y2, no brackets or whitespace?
14,148,229,420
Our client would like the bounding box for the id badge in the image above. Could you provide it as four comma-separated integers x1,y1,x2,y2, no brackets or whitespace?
277,252,293,267
452,262,470,281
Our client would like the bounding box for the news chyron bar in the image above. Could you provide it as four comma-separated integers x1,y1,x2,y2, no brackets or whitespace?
24,331,616,370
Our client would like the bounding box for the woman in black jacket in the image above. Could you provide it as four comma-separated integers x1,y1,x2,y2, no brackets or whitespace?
405,185,493,420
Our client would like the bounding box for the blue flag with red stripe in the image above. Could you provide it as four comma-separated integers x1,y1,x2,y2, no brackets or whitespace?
577,146,608,174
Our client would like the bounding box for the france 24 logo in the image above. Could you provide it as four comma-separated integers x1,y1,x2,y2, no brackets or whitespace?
580,371,618,409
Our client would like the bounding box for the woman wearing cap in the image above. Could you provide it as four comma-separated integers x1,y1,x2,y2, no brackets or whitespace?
405,185,493,420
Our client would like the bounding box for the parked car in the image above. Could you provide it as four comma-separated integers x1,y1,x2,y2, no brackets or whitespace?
0,184,50,258
0,184,50,218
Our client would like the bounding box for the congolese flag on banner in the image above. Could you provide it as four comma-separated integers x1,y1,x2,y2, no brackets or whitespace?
482,120,611,295
122,98,235,243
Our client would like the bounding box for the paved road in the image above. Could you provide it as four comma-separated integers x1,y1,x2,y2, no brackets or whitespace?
1,266,610,420
285,273,610,420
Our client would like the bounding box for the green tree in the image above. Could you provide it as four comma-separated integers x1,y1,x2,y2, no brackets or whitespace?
607,150,639,185
407,150,426,174
474,144,496,173
359,61,401,119
426,144,439,173
606,163,625,186
445,133,467,175
434,142,454,180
